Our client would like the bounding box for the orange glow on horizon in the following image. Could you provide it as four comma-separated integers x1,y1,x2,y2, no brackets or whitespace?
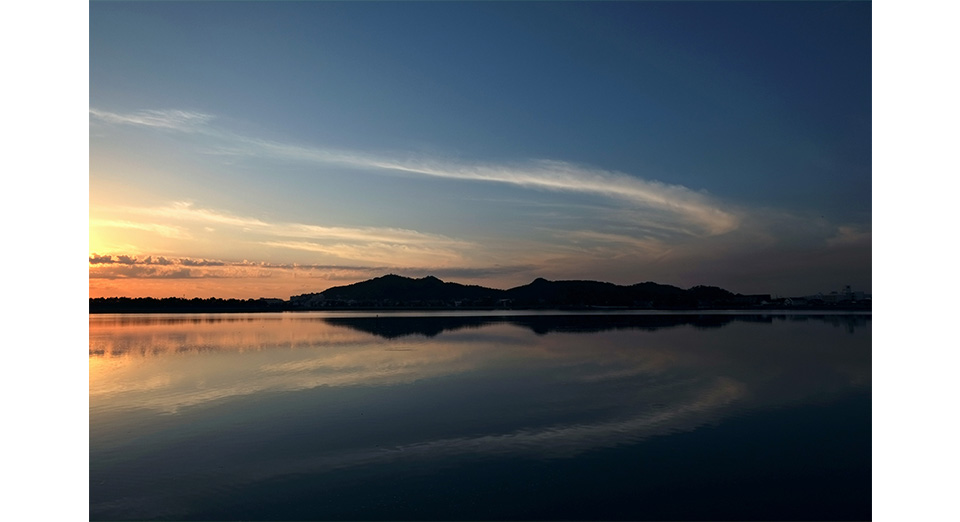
88,273,526,300
89,276,344,300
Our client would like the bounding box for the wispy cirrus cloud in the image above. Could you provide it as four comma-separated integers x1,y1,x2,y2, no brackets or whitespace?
89,108,213,131
91,198,556,290
239,140,742,237
90,107,741,238
127,201,471,248
90,219,191,239
364,158,742,237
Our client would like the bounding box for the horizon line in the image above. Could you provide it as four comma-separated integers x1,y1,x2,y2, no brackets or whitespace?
89,272,870,301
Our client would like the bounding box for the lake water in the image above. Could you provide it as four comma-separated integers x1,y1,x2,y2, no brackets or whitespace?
90,311,871,520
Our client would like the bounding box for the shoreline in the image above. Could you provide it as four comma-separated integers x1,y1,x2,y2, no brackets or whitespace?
89,304,872,314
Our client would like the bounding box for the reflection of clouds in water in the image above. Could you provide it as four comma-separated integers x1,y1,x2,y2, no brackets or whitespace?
88,366,173,396
89,317,372,356
90,314,870,519
90,327,542,414
359,377,742,459
90,315,869,418
90,344,479,414
226,377,746,486
90,318,577,413
91,376,749,519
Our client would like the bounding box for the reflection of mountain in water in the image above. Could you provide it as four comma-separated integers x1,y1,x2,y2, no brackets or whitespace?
323,313,870,339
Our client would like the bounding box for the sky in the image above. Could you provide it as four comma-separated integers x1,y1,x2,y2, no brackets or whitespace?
89,1,872,299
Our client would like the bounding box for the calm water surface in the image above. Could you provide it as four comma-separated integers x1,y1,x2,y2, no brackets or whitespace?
90,312,871,520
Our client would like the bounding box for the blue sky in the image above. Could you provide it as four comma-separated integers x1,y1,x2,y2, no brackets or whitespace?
89,1,872,298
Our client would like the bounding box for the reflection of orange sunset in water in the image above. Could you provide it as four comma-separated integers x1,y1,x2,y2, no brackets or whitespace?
90,314,754,463
90,314,374,354
89,312,871,520
91,315,521,413
90,314,870,419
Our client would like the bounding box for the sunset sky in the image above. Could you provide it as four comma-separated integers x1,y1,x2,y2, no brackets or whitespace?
89,1,871,299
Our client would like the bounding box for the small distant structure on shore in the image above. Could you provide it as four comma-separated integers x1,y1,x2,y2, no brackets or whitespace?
780,285,869,307
808,285,869,303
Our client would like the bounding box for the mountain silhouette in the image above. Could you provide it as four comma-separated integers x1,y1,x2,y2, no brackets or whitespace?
91,274,868,313
316,274,502,303
293,274,753,309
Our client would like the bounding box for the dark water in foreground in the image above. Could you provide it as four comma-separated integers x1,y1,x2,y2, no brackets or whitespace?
89,312,871,520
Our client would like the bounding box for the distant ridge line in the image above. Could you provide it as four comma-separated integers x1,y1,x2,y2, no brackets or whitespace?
90,274,870,313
